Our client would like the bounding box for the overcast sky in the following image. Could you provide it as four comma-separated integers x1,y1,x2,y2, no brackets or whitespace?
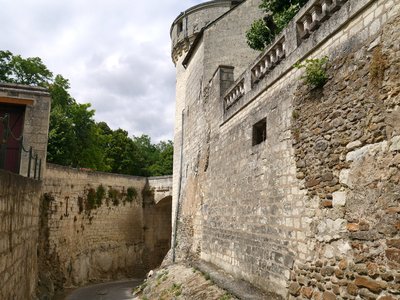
0,0,204,142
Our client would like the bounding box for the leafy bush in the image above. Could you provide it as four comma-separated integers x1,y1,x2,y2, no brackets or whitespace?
247,0,308,50
294,56,329,88
246,19,274,51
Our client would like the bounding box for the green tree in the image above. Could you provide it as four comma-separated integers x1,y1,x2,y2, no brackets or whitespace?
48,75,74,108
0,51,13,82
47,106,76,166
246,0,308,50
103,128,136,174
0,50,174,175
150,140,173,176
0,50,52,85
131,134,158,176
45,73,109,170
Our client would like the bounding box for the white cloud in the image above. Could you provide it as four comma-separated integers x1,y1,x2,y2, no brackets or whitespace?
0,0,204,142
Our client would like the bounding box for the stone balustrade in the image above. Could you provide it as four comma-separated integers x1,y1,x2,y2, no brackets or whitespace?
223,0,353,116
251,36,286,86
224,78,245,109
297,0,348,41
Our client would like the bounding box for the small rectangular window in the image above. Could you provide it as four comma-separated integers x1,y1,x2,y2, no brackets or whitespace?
252,118,267,146
177,21,183,34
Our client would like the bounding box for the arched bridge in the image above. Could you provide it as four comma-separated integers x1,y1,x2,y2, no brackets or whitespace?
144,175,173,269
148,175,173,204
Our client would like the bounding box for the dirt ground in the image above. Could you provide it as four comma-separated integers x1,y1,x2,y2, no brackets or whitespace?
132,264,236,300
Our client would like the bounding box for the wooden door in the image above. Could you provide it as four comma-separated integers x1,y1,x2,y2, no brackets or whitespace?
0,104,25,173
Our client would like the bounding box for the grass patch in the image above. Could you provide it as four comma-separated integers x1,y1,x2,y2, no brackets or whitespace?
219,293,232,300
132,281,147,296
203,272,211,281
170,283,182,297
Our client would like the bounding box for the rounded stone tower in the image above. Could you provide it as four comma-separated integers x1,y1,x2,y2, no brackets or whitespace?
170,1,244,258
170,0,242,64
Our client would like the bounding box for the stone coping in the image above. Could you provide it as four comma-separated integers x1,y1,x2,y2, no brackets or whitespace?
46,163,172,181
170,0,242,36
0,82,50,96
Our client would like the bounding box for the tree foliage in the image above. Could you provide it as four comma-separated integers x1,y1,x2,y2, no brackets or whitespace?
246,0,308,50
0,50,173,176
0,50,53,85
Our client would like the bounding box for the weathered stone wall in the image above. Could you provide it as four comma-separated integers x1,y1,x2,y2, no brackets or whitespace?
172,0,264,263
288,8,400,300
202,0,263,83
172,0,400,298
41,164,149,290
0,170,41,300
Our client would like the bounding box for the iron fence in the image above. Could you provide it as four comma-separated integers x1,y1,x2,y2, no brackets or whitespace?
0,113,42,180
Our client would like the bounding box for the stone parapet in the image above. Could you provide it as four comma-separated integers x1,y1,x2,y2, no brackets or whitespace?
170,0,242,64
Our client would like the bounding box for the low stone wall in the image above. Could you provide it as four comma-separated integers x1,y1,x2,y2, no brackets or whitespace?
0,170,41,300
41,164,149,291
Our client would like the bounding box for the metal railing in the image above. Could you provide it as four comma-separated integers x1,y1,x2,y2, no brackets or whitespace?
0,113,42,180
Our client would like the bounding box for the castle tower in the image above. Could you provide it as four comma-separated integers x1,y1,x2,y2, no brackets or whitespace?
170,1,242,65
170,1,243,253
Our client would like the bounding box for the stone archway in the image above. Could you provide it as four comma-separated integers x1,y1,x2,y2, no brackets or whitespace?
153,196,172,265
143,195,172,269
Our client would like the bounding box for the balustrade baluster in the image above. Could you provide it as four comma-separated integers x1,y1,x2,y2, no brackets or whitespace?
320,0,332,21
309,5,322,31
300,14,312,39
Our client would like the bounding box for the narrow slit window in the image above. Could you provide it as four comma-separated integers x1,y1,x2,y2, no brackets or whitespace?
252,118,267,146
177,21,183,34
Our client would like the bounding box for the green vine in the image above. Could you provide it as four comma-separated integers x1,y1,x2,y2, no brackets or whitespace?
86,188,97,210
96,184,106,206
126,187,138,203
108,187,120,206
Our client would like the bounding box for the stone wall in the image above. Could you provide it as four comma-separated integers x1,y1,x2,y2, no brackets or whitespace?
172,0,264,263
40,164,164,292
0,83,51,178
0,170,41,300
172,0,400,298
288,9,400,300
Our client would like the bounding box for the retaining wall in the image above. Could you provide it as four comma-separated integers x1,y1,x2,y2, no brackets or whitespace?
0,170,41,300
